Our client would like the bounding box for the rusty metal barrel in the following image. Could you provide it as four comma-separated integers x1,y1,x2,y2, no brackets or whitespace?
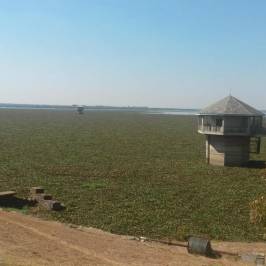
187,236,213,257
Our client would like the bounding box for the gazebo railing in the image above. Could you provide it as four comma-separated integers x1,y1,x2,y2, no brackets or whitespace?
198,125,265,135
198,125,224,133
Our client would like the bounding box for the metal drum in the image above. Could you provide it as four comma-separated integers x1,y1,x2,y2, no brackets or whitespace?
187,236,213,257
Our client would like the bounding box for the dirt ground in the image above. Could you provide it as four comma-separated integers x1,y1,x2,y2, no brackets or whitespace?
0,210,265,266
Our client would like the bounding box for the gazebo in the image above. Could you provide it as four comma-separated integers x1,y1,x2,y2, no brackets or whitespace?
198,95,265,166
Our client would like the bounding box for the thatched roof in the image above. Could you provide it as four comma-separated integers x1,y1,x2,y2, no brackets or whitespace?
199,95,264,116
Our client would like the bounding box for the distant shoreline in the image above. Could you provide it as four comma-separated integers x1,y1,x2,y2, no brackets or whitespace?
0,103,199,115
0,104,265,116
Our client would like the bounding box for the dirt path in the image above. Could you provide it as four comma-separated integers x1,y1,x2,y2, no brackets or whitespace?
0,210,265,265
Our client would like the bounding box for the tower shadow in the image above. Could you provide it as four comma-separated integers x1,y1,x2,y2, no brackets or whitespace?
245,160,266,169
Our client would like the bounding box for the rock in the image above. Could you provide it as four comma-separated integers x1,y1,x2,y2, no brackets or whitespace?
140,237,147,242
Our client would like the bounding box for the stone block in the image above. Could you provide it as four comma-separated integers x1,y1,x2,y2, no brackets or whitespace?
30,187,45,195
32,193,52,202
40,200,64,211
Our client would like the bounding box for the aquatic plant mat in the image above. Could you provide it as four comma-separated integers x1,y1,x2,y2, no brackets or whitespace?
0,109,266,241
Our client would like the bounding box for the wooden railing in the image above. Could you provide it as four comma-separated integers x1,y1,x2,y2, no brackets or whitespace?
198,125,265,135
198,125,224,133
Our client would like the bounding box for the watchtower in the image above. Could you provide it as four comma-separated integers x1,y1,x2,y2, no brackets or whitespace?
198,95,265,166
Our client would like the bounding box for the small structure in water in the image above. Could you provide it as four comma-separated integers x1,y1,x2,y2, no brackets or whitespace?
198,95,265,166
77,106,85,115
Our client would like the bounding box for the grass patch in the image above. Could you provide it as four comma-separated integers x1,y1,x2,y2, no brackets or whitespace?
3,206,29,214
81,179,109,190
3,206,30,214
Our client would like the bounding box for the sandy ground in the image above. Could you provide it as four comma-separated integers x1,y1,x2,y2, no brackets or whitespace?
0,210,265,266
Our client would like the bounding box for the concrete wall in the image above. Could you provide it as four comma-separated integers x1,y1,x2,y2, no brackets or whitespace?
206,135,225,166
206,135,250,166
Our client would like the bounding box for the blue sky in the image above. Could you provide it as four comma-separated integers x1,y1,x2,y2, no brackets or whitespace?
0,0,266,108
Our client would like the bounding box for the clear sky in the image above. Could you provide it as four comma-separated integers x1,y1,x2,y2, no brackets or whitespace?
0,0,266,108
